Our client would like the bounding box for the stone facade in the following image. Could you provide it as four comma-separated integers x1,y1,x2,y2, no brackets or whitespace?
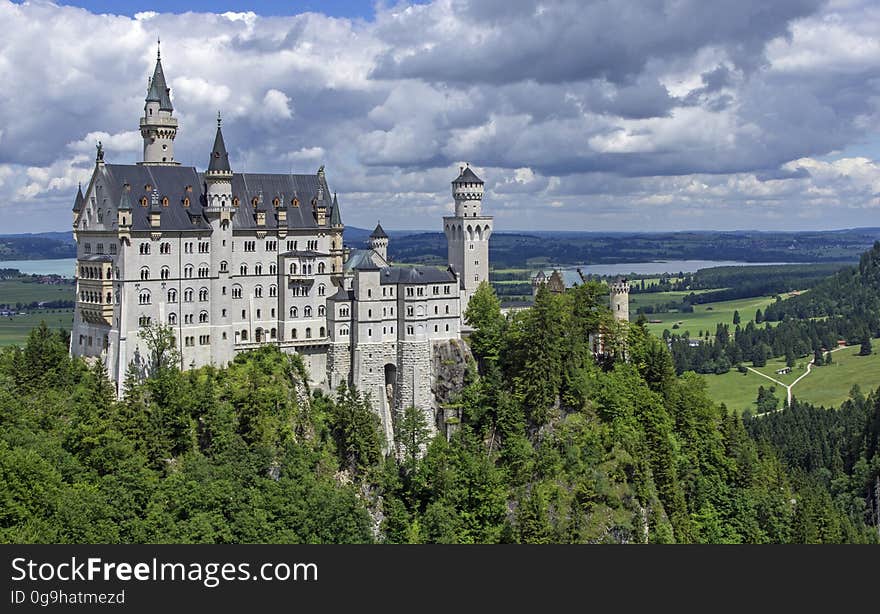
69,47,491,449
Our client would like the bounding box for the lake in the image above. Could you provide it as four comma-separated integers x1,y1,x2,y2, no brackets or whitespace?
0,257,796,280
1,258,77,277
566,260,797,277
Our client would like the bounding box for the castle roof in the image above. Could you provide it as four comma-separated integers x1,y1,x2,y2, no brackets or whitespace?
380,265,456,285
453,165,482,184
207,121,231,173
88,164,336,232
145,53,173,112
328,286,354,302
370,222,388,239
329,192,342,226
72,183,84,212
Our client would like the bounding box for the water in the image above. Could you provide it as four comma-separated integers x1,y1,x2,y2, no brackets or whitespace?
566,260,797,277
0,258,77,277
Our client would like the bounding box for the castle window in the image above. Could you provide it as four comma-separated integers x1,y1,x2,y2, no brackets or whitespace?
183,197,190,207
433,286,439,295
434,306,438,314
160,242,171,254
184,288,193,302
318,284,326,296
406,287,413,297
320,326,325,337
318,305,325,317
185,314,193,324
306,328,312,339
304,306,312,317
199,242,209,253
291,328,297,339
445,324,449,332
245,241,255,252
269,263,277,275
292,198,299,208
368,309,372,318
407,306,414,317
255,263,263,275
318,262,325,274
140,267,149,280
241,330,248,341
199,288,208,302
417,287,424,296
240,264,248,275
269,284,277,297
168,289,177,303
139,243,150,255
106,292,112,304
232,285,242,299
289,263,297,274
340,327,348,337
110,244,116,255
290,306,298,318
255,285,263,298
222,308,227,317
198,265,209,278
161,197,169,207
407,325,413,335
444,285,450,294
168,312,177,325
445,305,449,314
138,290,151,305
434,325,438,332
233,197,239,207
160,266,170,280
241,310,246,319
220,261,228,273
84,243,91,254
256,309,261,318
270,327,277,339
138,315,151,327
199,335,210,345
367,289,372,298
199,311,208,323
184,265,193,278
140,197,147,207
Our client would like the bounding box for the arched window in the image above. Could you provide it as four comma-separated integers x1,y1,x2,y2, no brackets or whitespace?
304,306,312,317
139,289,151,305
340,306,350,317
199,288,208,302
289,306,298,318
184,288,193,302
318,284,326,296
254,285,263,298
269,263,277,275
269,284,277,297
160,266,170,280
199,311,208,323
106,292,112,304
318,262,325,274
289,262,297,274
318,305,325,317
255,263,263,275
240,264,248,275
240,329,248,341
220,261,228,273
139,243,151,255
198,265,209,278
232,285,242,299
407,305,414,317
140,266,149,280
291,328,297,339
184,264,193,278
320,326,325,337
168,289,177,303
270,327,277,339
306,327,312,339
168,312,177,324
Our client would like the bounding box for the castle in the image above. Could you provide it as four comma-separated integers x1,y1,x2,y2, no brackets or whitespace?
70,47,491,441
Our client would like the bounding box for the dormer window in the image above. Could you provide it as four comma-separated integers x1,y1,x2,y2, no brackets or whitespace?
145,184,152,192
140,197,148,207
232,197,239,207
252,197,259,207
273,198,280,208
161,197,169,207
292,198,299,208
183,197,190,207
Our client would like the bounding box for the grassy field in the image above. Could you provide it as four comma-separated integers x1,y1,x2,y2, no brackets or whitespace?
0,279,74,305
0,310,74,346
643,293,797,337
701,340,880,412
794,341,880,407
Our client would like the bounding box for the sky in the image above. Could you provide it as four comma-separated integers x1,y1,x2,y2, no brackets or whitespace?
1,0,880,233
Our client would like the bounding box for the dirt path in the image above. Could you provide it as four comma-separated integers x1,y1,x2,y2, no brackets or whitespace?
750,344,851,414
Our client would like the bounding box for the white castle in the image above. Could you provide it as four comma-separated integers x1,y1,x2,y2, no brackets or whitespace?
70,46,492,441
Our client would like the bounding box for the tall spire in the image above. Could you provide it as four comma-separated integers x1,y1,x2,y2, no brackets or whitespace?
207,112,231,173
145,40,173,112
72,182,84,213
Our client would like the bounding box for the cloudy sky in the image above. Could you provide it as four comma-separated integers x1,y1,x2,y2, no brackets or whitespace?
1,0,880,233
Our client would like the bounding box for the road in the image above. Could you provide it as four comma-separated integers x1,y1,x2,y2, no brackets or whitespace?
748,345,850,415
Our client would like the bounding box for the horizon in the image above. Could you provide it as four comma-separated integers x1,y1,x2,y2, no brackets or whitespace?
2,1,880,233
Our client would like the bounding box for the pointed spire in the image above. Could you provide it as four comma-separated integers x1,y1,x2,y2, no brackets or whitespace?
370,222,388,239
207,113,231,174
146,40,173,112
73,182,85,212
330,192,342,226
118,183,132,211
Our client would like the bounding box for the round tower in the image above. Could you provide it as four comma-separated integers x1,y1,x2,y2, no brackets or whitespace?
139,42,179,166
452,163,484,217
370,222,389,262
610,278,630,322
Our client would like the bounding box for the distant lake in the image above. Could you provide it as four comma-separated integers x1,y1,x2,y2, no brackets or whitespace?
566,260,798,277
1,258,77,277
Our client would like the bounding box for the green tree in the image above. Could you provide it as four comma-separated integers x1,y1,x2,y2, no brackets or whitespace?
396,405,431,475
733,310,741,325
463,280,506,366
859,338,873,356
755,308,764,324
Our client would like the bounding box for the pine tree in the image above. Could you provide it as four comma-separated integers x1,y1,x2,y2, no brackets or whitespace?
733,309,741,325
860,338,873,356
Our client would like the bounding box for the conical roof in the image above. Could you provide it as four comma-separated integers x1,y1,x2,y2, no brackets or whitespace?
370,222,388,239
330,192,342,226
207,120,231,173
145,50,173,112
452,165,482,184
73,183,84,212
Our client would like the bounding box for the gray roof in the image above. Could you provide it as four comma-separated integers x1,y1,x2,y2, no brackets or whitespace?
329,192,342,226
73,184,84,212
89,164,335,232
329,286,354,302
207,124,231,173
370,222,388,239
79,255,113,263
453,165,482,184
380,265,456,284
345,249,381,271
118,185,132,211
280,250,328,258
146,56,173,112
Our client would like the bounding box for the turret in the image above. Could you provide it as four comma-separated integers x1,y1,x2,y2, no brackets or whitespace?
139,41,179,165
610,278,630,322
204,113,233,213
369,222,389,263
72,182,84,225
452,163,484,217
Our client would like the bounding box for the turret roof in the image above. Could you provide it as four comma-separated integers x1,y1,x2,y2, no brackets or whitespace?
330,192,342,226
72,183,84,212
370,222,388,239
452,165,482,184
207,119,231,173
145,49,173,112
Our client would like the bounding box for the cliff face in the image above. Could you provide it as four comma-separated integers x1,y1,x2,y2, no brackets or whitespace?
431,338,473,438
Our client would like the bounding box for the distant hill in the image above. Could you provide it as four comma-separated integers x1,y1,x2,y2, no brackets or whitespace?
0,232,76,261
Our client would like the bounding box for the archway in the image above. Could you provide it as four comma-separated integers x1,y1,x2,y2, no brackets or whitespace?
384,363,397,407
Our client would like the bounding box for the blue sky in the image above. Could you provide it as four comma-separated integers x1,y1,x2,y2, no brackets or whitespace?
1,0,880,233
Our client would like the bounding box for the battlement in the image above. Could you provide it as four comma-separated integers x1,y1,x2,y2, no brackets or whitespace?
610,280,630,295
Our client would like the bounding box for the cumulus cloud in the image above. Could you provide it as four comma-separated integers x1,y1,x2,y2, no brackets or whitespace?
0,0,879,232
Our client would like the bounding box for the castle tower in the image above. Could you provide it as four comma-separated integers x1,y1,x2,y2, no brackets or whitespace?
329,192,345,282
610,278,630,322
443,164,492,311
139,42,179,165
369,222,389,263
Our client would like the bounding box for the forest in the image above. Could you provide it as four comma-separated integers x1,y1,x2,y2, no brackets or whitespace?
1,277,877,543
